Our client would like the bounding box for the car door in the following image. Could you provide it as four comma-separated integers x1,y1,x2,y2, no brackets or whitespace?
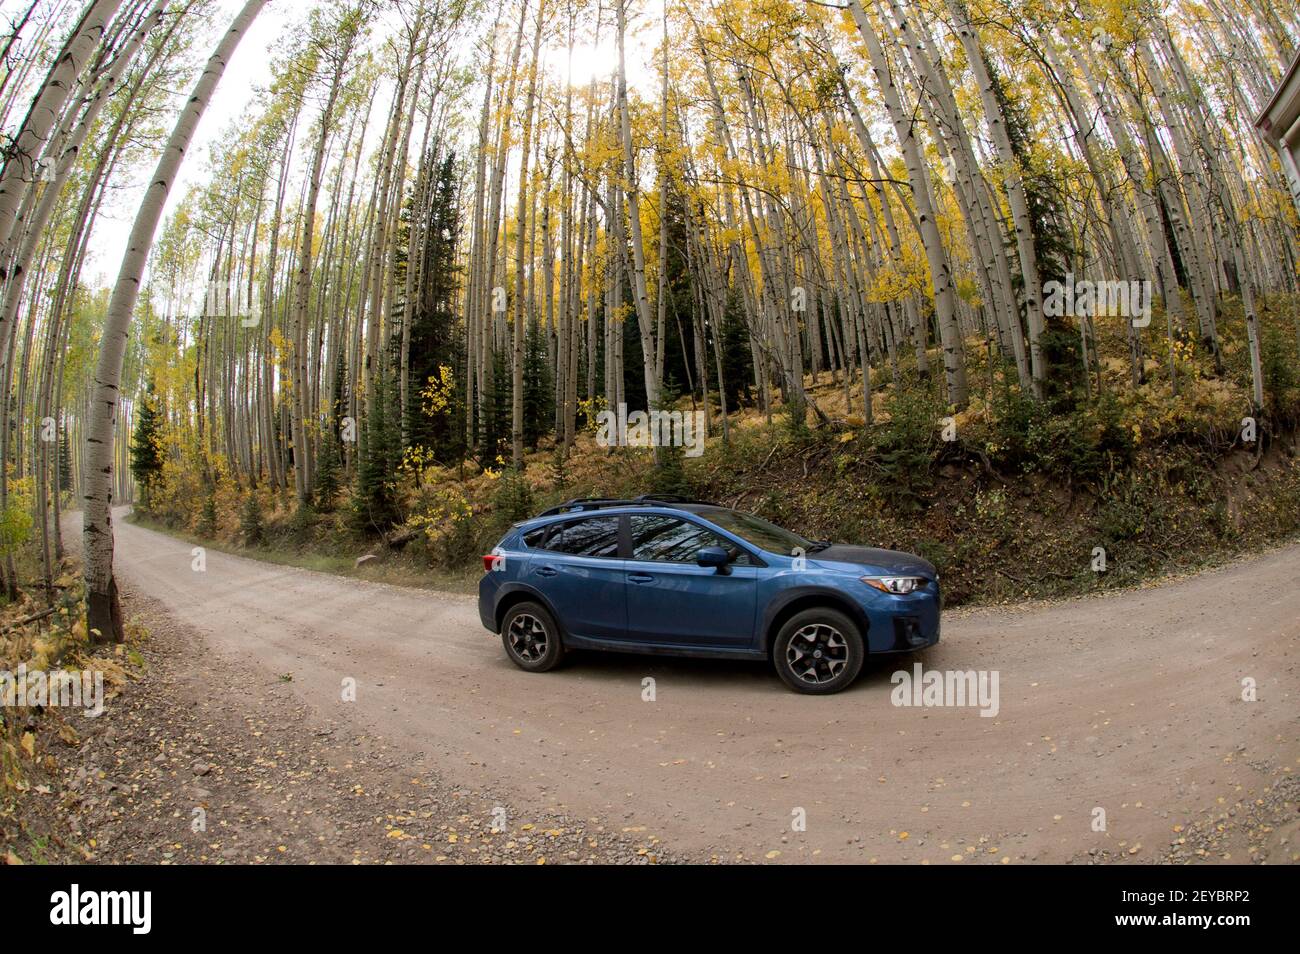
624,514,758,648
529,515,626,640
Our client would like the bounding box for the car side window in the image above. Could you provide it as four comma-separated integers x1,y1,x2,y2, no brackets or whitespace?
630,515,751,565
522,527,546,548
543,516,620,558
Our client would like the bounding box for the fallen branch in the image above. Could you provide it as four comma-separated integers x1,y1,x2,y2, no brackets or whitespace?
1,606,58,634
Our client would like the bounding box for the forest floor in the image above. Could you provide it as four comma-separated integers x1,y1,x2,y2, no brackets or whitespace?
6,581,675,864
5,508,1296,865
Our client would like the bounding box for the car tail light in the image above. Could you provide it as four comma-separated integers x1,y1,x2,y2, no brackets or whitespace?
482,554,500,572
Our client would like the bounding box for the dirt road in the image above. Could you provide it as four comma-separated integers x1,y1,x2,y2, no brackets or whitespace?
102,510,1299,863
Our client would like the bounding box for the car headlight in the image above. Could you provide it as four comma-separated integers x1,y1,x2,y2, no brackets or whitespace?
861,576,925,595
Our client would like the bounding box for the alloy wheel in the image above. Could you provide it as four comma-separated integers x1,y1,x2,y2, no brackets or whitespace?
508,613,548,662
786,623,848,685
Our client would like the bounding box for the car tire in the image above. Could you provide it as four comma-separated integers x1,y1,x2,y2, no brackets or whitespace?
501,601,565,673
772,608,865,695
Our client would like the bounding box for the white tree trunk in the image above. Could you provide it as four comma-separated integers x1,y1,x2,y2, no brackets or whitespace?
83,0,267,642
847,0,967,405
945,0,1046,398
0,0,163,366
617,0,661,416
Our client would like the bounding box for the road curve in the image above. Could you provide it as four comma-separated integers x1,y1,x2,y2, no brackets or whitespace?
101,509,1299,863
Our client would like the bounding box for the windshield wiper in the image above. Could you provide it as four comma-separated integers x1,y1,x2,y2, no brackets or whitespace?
805,540,833,553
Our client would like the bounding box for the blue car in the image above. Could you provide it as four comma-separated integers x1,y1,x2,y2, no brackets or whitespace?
477,495,940,694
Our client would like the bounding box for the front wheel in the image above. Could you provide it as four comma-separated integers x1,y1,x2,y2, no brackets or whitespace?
501,601,565,673
772,608,865,695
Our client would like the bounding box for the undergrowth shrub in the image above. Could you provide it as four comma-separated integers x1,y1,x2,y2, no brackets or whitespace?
491,471,534,524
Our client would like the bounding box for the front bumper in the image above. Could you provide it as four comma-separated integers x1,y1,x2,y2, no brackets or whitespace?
878,612,940,652
862,583,941,653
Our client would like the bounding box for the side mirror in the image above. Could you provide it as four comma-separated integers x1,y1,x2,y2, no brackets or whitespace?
697,546,732,573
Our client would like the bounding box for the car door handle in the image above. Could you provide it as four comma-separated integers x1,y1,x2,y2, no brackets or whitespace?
628,573,655,583
535,566,558,577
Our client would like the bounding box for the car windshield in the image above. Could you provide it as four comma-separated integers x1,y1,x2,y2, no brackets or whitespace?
696,508,811,556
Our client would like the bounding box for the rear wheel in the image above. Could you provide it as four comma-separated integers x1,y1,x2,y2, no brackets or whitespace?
772,608,864,695
501,601,565,673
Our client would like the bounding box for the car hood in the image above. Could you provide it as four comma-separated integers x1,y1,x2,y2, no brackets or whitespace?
808,544,937,579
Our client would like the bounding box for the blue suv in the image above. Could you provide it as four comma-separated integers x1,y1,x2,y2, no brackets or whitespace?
478,495,940,694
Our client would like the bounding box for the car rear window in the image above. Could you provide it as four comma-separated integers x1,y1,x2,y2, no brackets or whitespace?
543,516,619,557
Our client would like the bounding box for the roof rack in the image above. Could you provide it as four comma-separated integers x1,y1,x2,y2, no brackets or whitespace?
536,494,722,518
537,498,637,517
634,494,721,507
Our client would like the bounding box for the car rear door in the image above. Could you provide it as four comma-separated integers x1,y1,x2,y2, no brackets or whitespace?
529,515,626,640
624,514,758,648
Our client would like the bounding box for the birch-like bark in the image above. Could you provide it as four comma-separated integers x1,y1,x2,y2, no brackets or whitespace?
847,0,967,405
289,13,358,503
945,0,1045,397
0,0,124,267
511,1,544,468
83,0,266,643
616,0,661,419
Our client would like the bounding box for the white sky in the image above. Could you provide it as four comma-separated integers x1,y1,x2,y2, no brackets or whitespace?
83,0,293,286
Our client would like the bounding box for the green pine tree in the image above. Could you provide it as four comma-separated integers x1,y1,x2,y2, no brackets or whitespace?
57,419,72,494
130,382,165,511
523,318,553,450
719,289,753,412
240,491,265,547
314,353,347,512
650,376,690,496
477,350,511,468
986,53,1080,406
403,146,465,465
350,368,403,536
198,486,218,538
313,427,342,512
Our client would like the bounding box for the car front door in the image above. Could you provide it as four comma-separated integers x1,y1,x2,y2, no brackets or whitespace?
624,514,758,648
529,515,626,640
